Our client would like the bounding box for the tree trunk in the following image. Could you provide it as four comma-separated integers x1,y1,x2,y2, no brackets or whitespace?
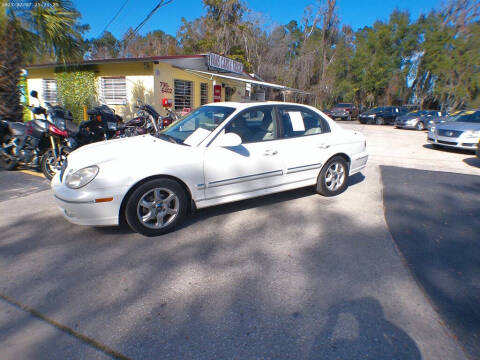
0,21,24,122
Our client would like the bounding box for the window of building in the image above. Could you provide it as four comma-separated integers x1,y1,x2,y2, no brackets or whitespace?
200,83,208,105
174,79,193,111
42,79,57,104
101,77,127,105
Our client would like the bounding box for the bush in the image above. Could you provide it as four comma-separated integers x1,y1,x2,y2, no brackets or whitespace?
56,71,97,123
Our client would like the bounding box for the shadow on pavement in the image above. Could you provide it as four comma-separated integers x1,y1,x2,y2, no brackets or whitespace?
463,157,480,168
0,169,434,359
381,165,480,360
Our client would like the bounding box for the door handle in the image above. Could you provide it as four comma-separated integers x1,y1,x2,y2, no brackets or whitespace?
318,143,330,149
264,149,278,156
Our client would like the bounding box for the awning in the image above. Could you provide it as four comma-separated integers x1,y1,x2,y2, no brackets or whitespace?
182,68,311,94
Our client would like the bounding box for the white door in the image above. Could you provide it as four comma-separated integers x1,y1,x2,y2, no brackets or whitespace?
274,105,333,183
203,106,284,200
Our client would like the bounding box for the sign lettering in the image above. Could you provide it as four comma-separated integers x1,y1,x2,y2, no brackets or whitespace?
208,53,243,74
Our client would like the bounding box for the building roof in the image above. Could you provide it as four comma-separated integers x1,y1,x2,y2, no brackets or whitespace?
25,55,205,69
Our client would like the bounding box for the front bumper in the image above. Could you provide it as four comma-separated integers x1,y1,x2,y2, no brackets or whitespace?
395,122,416,129
427,132,479,151
51,174,128,226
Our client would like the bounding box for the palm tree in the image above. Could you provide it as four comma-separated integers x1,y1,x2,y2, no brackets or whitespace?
0,0,86,122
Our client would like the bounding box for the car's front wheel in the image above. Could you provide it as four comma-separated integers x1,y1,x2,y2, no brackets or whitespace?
125,178,188,236
416,121,425,131
316,156,349,196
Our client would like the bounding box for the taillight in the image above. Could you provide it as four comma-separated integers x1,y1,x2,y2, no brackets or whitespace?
163,118,170,126
96,115,102,122
48,124,68,137
26,122,34,135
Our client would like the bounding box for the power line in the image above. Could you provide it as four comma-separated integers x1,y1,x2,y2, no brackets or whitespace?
101,0,130,36
123,0,174,45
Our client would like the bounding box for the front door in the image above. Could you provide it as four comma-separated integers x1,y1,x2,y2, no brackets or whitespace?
203,106,284,200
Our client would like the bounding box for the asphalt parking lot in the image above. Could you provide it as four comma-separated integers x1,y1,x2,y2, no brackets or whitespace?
0,123,479,360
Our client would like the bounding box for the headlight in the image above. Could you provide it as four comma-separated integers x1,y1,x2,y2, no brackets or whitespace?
428,120,434,124
368,114,375,118
407,118,418,123
463,130,480,138
65,165,99,189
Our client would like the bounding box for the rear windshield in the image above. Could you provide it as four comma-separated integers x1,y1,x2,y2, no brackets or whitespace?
336,103,352,108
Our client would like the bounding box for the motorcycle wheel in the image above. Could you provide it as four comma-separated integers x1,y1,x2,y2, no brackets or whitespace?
0,139,17,170
41,147,72,180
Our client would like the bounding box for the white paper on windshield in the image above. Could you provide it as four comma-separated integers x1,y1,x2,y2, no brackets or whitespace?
183,127,212,146
288,111,305,131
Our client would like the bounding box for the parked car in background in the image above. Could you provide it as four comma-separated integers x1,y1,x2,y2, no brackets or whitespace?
394,110,443,131
51,101,368,236
330,103,358,121
426,110,463,131
322,108,333,118
428,110,480,151
358,106,408,125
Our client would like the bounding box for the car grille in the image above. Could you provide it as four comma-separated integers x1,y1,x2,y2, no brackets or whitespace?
438,140,457,145
438,129,463,137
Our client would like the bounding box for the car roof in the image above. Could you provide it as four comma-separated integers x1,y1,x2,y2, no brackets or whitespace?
202,101,313,110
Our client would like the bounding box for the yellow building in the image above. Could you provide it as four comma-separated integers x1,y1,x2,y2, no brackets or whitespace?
25,53,312,119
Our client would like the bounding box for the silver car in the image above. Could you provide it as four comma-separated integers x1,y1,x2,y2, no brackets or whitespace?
428,110,480,151
395,110,443,130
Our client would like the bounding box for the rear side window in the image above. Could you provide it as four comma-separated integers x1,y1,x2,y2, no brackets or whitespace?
278,106,330,139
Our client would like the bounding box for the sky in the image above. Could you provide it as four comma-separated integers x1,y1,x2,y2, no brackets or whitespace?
74,0,442,40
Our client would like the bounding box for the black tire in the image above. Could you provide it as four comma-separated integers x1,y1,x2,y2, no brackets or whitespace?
316,156,349,197
376,117,384,125
41,147,72,180
125,178,188,236
0,137,17,170
416,121,425,131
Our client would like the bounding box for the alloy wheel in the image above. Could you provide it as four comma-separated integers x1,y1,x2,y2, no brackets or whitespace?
137,188,179,229
325,162,346,191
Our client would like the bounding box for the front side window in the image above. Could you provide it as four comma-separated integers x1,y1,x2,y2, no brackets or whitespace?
224,106,276,143
101,77,126,105
174,79,193,111
161,105,235,145
42,79,57,104
278,106,330,139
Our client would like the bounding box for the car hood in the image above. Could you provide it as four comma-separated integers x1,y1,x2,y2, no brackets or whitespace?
66,135,188,171
360,110,376,116
437,122,480,131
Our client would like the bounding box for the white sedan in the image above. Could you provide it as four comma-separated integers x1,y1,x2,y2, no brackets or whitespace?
52,102,368,236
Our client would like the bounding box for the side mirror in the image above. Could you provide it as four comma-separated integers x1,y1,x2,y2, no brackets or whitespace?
30,90,38,98
215,132,242,147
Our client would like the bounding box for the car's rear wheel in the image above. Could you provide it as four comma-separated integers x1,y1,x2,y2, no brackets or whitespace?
416,121,425,131
125,178,188,236
316,156,349,197
376,117,384,125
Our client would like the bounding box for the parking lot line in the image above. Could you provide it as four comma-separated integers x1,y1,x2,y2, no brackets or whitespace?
0,292,131,360
18,169,45,178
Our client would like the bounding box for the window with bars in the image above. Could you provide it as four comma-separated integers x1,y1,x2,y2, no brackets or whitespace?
174,79,193,111
42,79,57,104
101,77,127,105
200,83,208,105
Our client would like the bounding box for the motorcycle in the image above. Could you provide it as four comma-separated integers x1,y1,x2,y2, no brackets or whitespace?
112,101,175,139
0,91,73,179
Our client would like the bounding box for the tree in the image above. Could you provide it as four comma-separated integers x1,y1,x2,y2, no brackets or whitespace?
0,0,86,122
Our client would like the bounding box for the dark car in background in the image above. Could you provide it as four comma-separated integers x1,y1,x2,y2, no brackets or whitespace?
394,110,444,131
358,106,408,125
330,103,358,121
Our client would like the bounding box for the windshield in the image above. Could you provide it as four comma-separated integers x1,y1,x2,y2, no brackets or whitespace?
369,107,383,112
450,110,480,123
161,106,236,144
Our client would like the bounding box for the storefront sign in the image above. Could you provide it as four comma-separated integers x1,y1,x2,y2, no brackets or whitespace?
208,53,243,74
160,81,172,94
213,84,222,102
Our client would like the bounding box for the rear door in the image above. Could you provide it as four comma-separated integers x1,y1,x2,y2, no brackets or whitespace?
274,105,333,184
